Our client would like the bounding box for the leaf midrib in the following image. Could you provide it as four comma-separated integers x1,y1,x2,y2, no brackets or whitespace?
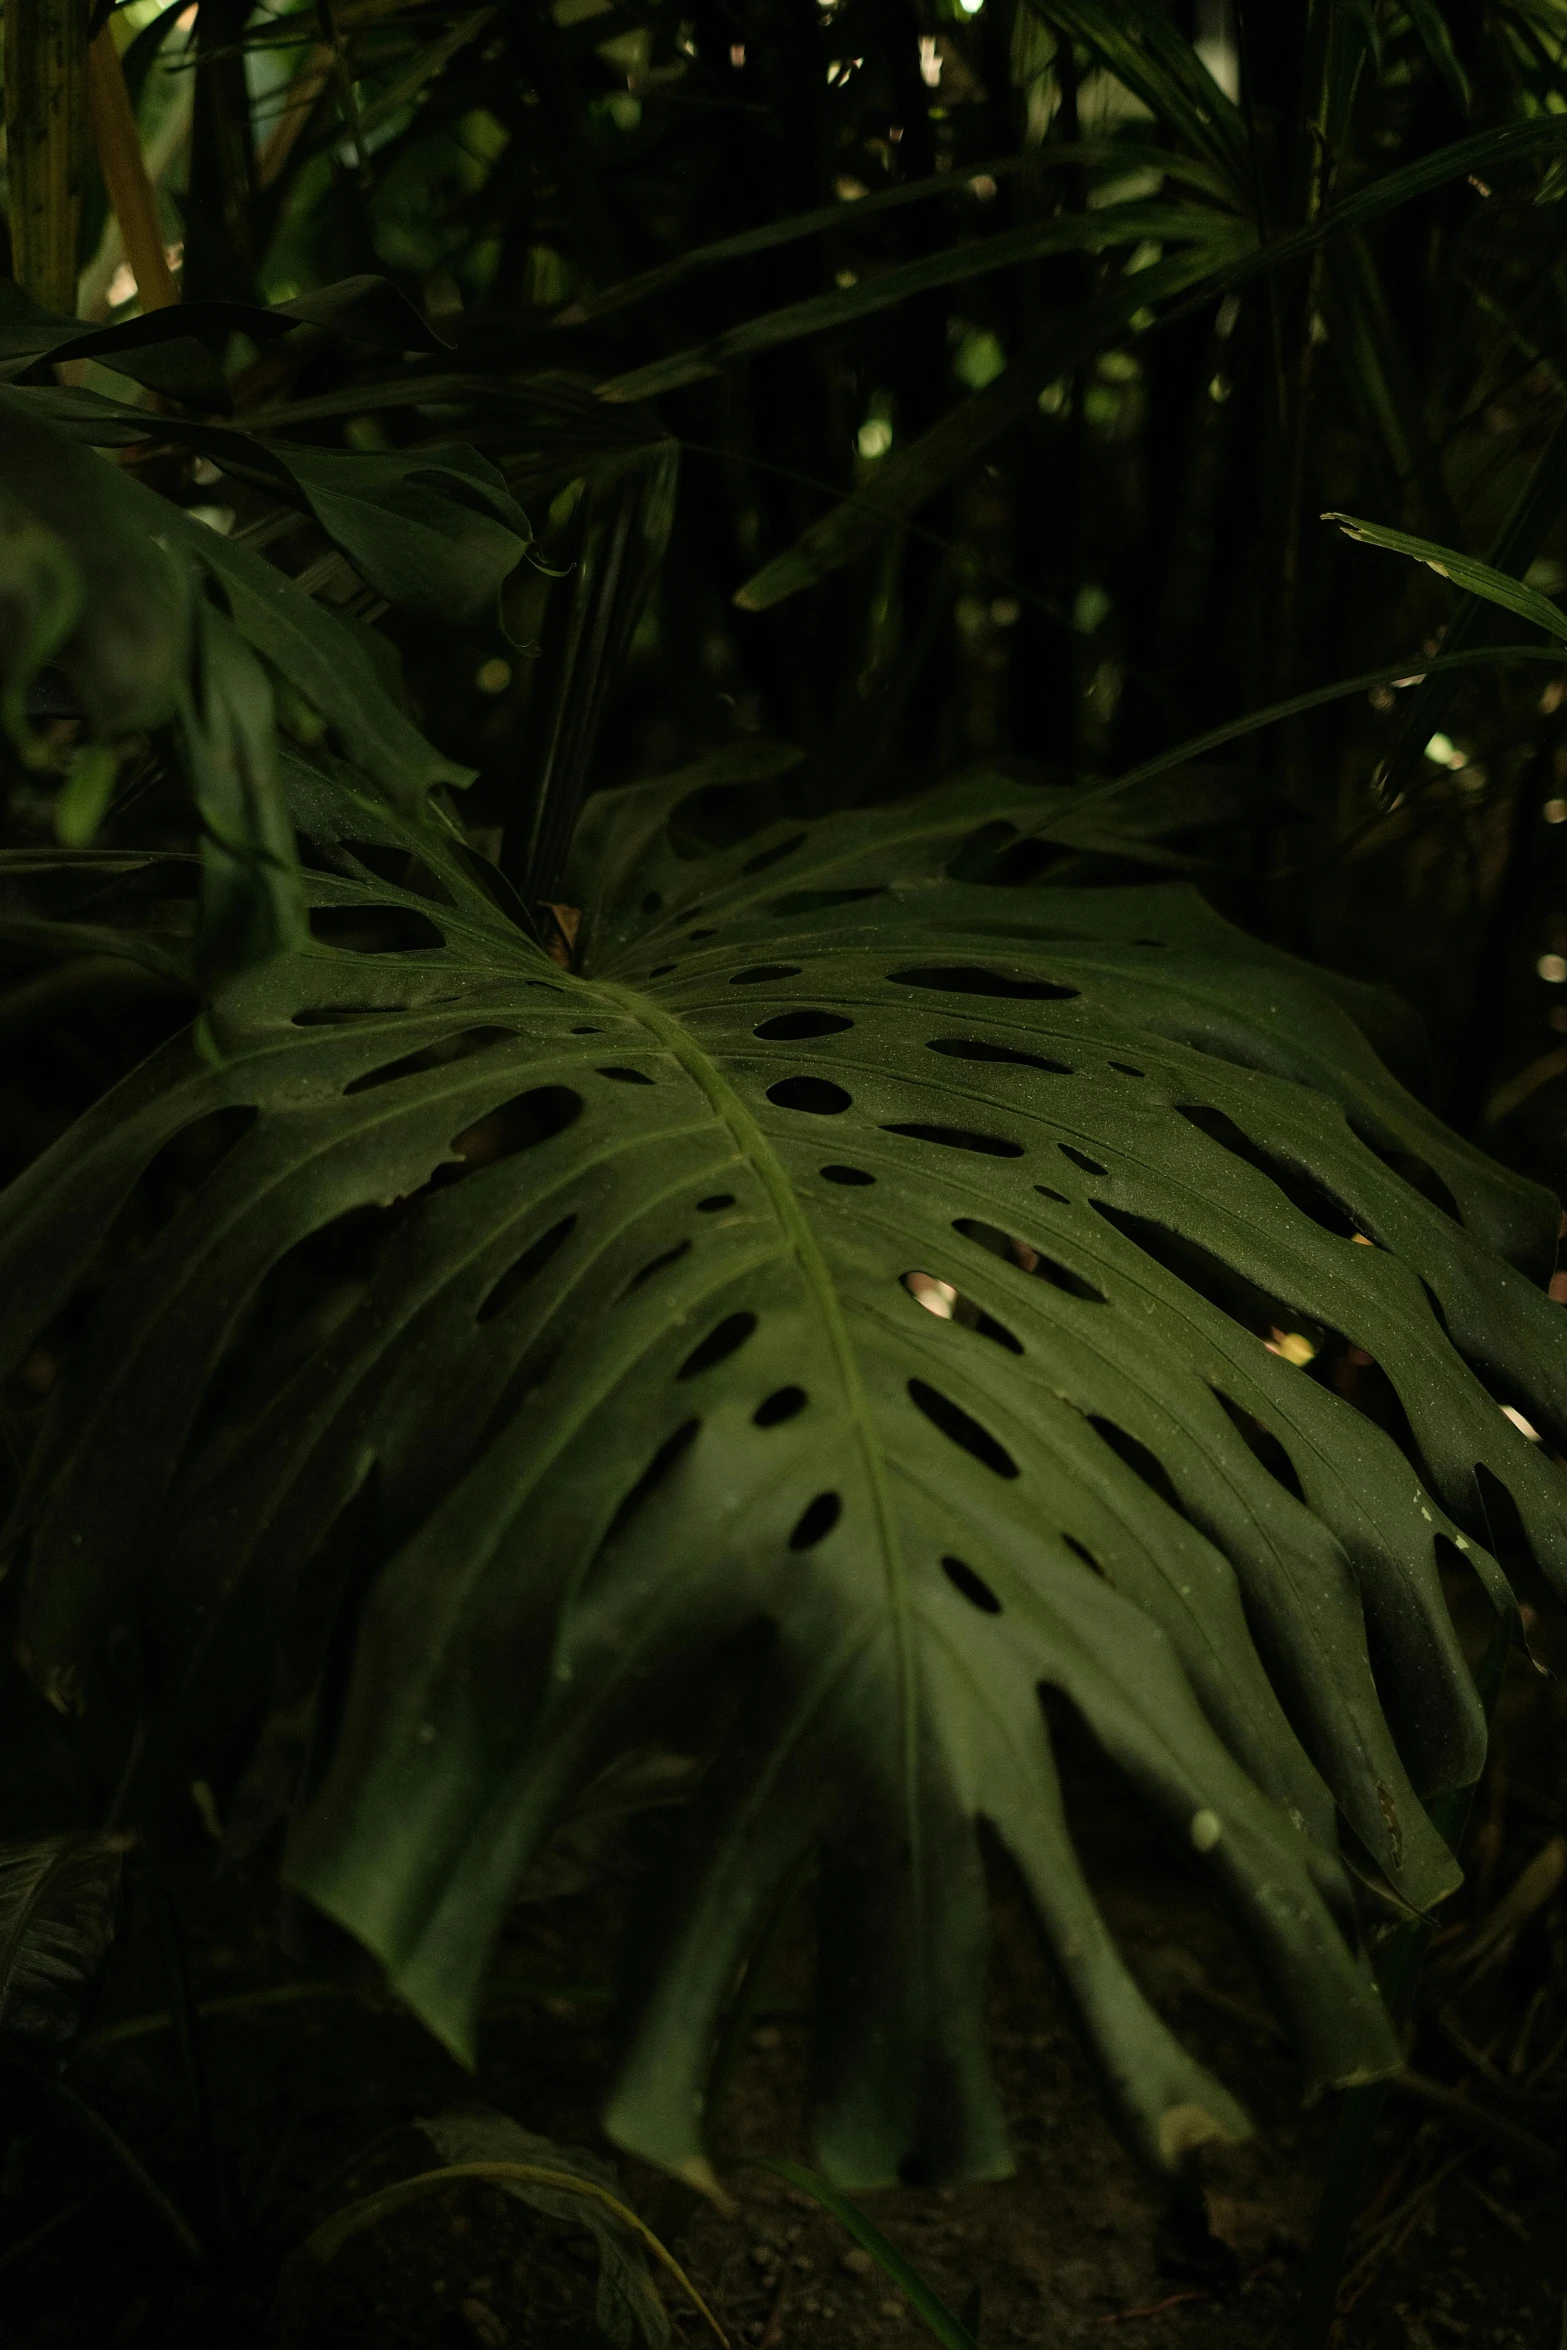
596,980,926,1931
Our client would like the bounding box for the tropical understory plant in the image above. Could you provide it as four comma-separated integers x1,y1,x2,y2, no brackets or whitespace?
4,562,1567,2193
4,0,1567,2339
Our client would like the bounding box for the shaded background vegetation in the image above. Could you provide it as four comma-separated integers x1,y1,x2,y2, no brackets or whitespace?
7,0,1567,1143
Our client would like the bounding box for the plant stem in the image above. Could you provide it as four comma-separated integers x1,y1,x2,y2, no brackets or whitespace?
78,1970,616,2056
3,0,88,313
0,2199,91,2278
1289,1604,1514,2349
1393,2071,1567,2172
144,1873,232,2251
86,23,179,312
54,2084,205,2267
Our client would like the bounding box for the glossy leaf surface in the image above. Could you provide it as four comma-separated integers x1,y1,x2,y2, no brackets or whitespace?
3,768,1563,2191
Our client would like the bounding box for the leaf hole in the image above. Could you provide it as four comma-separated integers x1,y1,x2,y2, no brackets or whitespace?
169,1205,404,1474
678,1311,758,1380
954,1218,1108,1303
1109,1062,1145,1078
926,1037,1073,1074
905,1271,957,1319
882,1122,1023,1158
1347,1123,1464,1223
92,1105,259,1276
789,1492,841,1550
902,1271,1023,1352
342,1026,515,1097
648,964,678,978
942,1555,1002,1614
602,1420,701,1549
623,1240,693,1295
754,1010,854,1041
641,890,663,914
477,1216,576,1324
1473,1461,1536,1575
889,965,1079,1001
755,1387,807,1427
1034,1183,1069,1205
730,964,802,986
1428,1532,1494,1607
597,1066,656,1085
1087,1416,1193,1523
1307,1329,1443,1487
309,905,446,954
768,1076,853,1115
292,1004,416,1026
1208,1388,1306,1503
742,832,808,876
820,1164,875,1186
335,837,415,886
570,1024,604,1035
337,841,456,906
769,886,885,916
688,929,718,942
1061,1533,1107,1577
449,1086,583,1168
1090,1200,1313,1349
907,1379,1018,1479
1059,1144,1107,1175
943,817,1017,880
1018,1245,1108,1304
697,1193,737,1212
1174,1105,1358,1237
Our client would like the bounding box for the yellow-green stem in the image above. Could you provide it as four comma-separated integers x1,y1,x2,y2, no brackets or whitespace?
4,0,88,314
86,23,179,311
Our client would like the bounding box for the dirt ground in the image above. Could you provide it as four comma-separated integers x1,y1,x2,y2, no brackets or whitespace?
3,1624,1564,2350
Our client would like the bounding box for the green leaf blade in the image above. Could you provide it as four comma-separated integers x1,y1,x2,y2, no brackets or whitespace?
7,774,1564,2194
753,2159,980,2350
1324,511,1567,642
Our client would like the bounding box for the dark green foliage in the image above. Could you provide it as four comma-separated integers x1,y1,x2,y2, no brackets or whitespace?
2,751,1561,2185
2,0,1567,2234
0,1834,122,2057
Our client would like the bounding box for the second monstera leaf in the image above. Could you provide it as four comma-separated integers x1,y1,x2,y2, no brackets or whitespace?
3,761,1563,2190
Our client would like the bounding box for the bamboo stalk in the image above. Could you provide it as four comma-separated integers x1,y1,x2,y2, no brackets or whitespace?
3,0,88,314
86,23,180,311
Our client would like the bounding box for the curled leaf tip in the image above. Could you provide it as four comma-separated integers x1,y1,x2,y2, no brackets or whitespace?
675,2153,731,2211
1155,2101,1247,2167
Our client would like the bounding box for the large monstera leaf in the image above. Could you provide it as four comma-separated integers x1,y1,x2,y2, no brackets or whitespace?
4,759,1565,2190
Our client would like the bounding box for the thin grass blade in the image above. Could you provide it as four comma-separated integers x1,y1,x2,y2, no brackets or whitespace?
734,246,1234,609
754,2160,980,2349
1376,408,1567,795
1405,0,1476,115
1324,513,1567,642
599,205,1242,403
564,143,1240,329
304,2160,727,2344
